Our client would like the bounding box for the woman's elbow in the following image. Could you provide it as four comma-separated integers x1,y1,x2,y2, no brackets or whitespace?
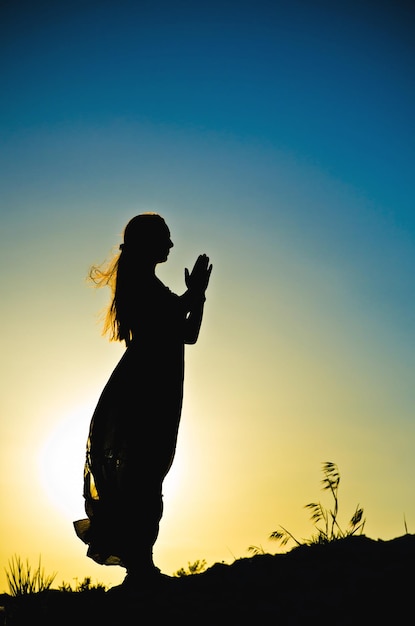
184,332,199,345
184,337,198,345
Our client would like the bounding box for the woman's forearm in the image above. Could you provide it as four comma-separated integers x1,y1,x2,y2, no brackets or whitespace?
181,291,206,344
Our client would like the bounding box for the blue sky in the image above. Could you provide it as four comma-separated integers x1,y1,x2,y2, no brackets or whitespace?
1,0,414,590
2,0,414,272
3,0,414,191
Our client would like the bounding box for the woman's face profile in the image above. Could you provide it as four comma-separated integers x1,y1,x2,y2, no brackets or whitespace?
155,227,174,263
142,220,173,264
125,215,173,264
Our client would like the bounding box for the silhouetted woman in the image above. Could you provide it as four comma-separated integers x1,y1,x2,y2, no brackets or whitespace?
74,213,212,589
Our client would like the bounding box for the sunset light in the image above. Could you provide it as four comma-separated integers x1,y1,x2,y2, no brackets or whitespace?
1,0,414,598
38,406,91,521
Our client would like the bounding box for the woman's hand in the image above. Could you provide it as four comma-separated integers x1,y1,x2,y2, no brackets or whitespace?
185,254,212,296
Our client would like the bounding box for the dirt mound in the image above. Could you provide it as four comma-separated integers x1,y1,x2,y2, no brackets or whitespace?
1,534,414,625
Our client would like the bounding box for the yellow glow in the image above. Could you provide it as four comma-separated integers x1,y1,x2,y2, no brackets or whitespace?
1,116,414,596
37,405,91,521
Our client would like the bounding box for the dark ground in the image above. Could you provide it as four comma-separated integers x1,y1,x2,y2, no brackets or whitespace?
1,534,414,625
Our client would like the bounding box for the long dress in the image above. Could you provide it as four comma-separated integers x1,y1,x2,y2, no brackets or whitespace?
74,277,187,572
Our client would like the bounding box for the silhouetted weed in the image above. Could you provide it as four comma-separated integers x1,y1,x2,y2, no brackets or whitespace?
4,556,56,596
249,461,366,555
174,559,207,577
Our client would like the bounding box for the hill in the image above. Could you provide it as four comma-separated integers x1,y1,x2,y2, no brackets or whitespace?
1,534,414,625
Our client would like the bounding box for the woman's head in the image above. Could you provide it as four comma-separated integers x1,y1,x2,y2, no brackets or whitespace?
89,212,174,345
121,213,173,264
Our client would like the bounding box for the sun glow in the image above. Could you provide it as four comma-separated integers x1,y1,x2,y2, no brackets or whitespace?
37,405,92,520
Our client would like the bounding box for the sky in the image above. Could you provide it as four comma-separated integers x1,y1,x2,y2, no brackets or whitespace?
1,0,414,592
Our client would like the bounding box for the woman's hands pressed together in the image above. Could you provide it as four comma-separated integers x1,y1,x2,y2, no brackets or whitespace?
184,254,212,299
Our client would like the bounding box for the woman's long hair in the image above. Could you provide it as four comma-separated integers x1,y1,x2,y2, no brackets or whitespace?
89,213,167,346
89,252,130,344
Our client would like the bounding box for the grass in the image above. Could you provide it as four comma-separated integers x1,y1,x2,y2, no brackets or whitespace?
4,461,366,596
249,461,366,554
3,557,208,597
58,577,107,592
174,559,207,577
5,555,57,597
3,557,208,596
4,557,107,596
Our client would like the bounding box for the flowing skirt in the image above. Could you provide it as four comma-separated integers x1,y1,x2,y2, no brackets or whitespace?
74,340,184,570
